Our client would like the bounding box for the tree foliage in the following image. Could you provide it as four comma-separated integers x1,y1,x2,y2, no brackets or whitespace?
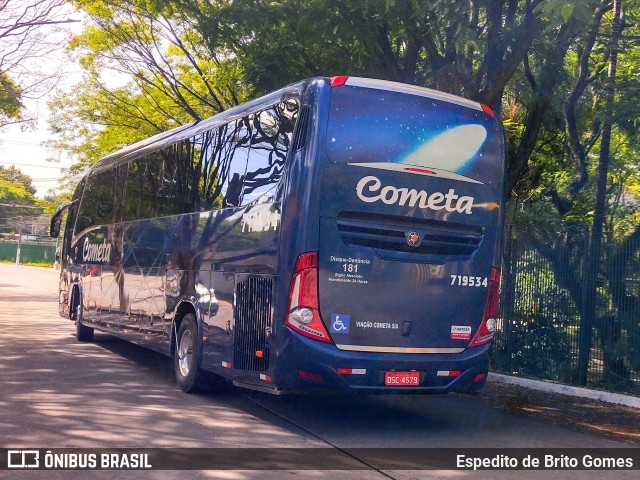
48,0,250,165
0,165,37,195
0,0,78,128
53,1,615,193
0,166,41,234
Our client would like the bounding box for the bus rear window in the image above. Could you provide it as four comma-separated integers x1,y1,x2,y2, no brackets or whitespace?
326,86,503,186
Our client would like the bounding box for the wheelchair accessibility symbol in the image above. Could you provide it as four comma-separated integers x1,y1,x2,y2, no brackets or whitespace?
330,313,350,334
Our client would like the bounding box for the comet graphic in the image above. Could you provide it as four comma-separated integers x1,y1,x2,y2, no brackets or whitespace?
402,124,487,171
348,124,488,184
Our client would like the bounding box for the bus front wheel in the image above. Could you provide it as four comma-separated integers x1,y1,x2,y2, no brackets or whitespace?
76,319,94,342
174,314,206,393
74,296,93,342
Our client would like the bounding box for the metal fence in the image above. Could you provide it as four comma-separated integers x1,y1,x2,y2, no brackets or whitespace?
0,241,57,265
492,233,640,397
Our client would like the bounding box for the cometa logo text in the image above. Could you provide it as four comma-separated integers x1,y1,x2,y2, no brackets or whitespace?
356,175,475,214
83,237,112,263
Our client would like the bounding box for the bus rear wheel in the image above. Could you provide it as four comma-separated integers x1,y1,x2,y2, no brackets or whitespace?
174,314,207,393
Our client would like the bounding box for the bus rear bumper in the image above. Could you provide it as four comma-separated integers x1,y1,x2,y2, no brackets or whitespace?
272,330,491,395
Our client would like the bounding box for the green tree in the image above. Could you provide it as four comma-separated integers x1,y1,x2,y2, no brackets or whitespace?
0,165,37,195
48,0,250,168
55,0,608,198
0,170,42,236
134,0,610,197
503,0,640,389
0,71,21,122
1,0,79,128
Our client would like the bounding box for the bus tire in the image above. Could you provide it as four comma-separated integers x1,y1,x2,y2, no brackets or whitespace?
73,292,93,341
69,286,80,320
174,314,206,393
76,319,94,342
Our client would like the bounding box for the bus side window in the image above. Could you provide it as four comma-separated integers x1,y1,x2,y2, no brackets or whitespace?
65,178,85,239
125,157,158,221
76,166,126,232
194,130,220,211
157,144,190,216
75,176,98,233
125,150,184,219
174,118,253,212
241,101,298,205
202,117,251,209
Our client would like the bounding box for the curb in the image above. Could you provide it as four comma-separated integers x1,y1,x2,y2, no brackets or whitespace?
488,372,640,409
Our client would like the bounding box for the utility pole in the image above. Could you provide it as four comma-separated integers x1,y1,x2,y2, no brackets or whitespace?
16,217,22,266
54,234,62,270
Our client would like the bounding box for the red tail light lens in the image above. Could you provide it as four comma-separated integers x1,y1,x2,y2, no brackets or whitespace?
331,75,349,87
285,252,331,343
468,267,500,347
481,103,495,117
297,369,325,382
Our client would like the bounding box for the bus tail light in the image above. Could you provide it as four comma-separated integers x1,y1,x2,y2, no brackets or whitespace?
331,76,349,87
285,252,332,343
468,267,500,347
481,104,495,117
298,369,325,382
474,373,487,383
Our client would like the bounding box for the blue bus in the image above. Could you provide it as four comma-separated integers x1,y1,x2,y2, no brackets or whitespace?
50,76,504,395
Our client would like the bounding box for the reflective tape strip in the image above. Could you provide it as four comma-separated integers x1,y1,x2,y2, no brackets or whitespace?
335,344,465,354
338,368,367,375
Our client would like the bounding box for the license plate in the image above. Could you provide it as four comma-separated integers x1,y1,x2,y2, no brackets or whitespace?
384,371,420,386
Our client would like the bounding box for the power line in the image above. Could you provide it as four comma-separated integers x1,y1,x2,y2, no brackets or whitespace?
0,139,45,147
0,161,66,169
0,220,49,222
0,203,43,209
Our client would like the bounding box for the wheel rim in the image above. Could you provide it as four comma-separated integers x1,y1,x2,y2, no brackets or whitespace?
178,329,194,377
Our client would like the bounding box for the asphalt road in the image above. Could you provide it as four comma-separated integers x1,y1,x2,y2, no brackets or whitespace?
0,263,637,480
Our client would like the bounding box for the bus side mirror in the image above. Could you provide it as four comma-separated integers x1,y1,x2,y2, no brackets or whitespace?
50,200,76,238
50,212,63,238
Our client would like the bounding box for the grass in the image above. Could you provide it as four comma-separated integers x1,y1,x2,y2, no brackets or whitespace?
0,260,54,268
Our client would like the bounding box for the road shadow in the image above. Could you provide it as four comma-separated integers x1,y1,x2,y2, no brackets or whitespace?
79,332,567,448
2,308,628,451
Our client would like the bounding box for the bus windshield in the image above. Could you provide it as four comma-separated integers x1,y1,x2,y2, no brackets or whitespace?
326,85,503,186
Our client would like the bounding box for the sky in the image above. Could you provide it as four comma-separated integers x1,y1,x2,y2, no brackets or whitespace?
0,105,74,198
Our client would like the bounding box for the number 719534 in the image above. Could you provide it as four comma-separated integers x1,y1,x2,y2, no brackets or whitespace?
450,275,488,287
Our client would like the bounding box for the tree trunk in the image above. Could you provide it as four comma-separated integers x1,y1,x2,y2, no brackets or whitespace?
577,0,623,386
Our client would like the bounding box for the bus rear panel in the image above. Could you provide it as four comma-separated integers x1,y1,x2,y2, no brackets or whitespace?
276,77,504,394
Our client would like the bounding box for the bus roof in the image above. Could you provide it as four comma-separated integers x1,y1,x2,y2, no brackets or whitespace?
86,76,489,176
87,79,309,175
